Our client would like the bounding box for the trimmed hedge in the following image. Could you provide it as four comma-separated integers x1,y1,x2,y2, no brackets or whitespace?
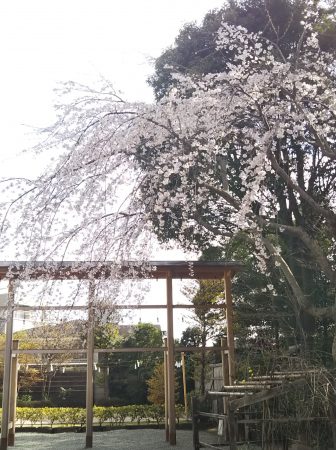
10,404,184,429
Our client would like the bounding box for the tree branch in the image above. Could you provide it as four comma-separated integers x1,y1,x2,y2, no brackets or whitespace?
261,236,335,318
267,148,336,229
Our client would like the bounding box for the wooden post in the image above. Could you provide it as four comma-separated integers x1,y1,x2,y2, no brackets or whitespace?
329,380,336,450
224,271,235,385
228,405,237,450
181,352,188,418
221,337,229,387
166,273,176,445
220,337,229,441
86,282,95,448
8,340,19,447
1,281,15,450
164,338,169,441
191,396,200,450
164,337,169,442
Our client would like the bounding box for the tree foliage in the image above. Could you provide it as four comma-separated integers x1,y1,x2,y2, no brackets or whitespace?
1,0,336,360
149,0,336,100
108,323,163,405
147,362,165,405
147,361,179,405
181,279,224,394
14,322,83,400
148,0,336,361
94,322,121,349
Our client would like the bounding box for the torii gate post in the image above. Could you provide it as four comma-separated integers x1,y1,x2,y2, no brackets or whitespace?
166,272,176,445
163,337,169,442
224,271,236,385
86,282,95,448
165,267,237,445
8,339,19,446
0,280,15,450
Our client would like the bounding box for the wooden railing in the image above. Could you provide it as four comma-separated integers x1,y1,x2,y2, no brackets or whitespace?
191,372,336,450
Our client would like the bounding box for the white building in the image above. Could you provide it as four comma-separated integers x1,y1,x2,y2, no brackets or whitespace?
0,293,35,332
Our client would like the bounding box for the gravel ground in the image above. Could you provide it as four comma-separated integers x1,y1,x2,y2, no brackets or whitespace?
13,429,214,450
13,429,263,449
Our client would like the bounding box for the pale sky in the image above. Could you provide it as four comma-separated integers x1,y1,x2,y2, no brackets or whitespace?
0,0,225,177
0,0,226,337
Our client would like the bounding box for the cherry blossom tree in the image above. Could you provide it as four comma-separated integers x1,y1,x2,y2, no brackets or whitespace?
1,2,335,354
149,0,336,358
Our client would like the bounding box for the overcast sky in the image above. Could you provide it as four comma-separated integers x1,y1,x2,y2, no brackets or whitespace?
0,1,226,336
0,0,225,177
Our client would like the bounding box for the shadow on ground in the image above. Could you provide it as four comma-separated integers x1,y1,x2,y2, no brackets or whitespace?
14,429,200,449
14,429,263,449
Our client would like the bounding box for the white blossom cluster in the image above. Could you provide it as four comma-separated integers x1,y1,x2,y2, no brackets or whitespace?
0,2,335,299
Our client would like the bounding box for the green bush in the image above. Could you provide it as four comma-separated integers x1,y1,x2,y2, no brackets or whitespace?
114,405,129,425
40,407,60,428
16,407,31,428
18,394,32,403
131,404,147,424
175,404,184,424
16,407,43,426
93,406,108,427
12,404,182,428
17,399,52,408
62,407,86,427
147,404,165,424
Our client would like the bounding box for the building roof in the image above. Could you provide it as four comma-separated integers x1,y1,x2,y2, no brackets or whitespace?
0,260,244,281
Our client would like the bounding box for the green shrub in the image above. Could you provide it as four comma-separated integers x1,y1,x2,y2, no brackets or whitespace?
147,404,165,424
115,405,129,425
93,405,118,427
93,406,106,427
18,394,32,403
62,407,86,427
40,407,60,428
16,407,31,428
175,404,184,424
13,403,176,429
16,407,44,426
131,404,146,424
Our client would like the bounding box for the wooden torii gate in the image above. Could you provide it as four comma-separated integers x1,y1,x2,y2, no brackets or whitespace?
0,260,243,449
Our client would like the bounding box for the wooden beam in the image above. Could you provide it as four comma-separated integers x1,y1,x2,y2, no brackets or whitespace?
198,441,222,450
10,349,87,355
230,378,305,411
0,260,244,281
0,303,228,312
166,273,176,445
210,385,269,392
85,282,94,448
207,392,253,397
235,380,281,386
6,305,88,311
95,346,228,353
8,340,19,446
0,281,15,450
0,345,227,356
224,271,235,385
250,374,306,380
